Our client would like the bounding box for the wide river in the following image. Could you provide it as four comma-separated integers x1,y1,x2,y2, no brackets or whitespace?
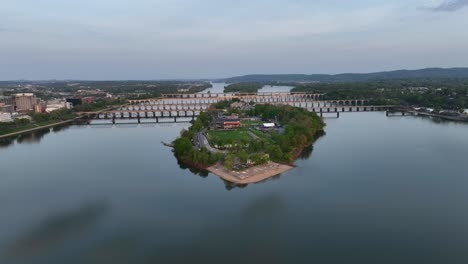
1,112,468,263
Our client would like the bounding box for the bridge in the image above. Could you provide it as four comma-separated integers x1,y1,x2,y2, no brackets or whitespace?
129,92,324,103
82,92,395,124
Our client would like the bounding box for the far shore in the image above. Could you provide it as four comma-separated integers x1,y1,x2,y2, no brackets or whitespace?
207,162,293,184
0,107,120,140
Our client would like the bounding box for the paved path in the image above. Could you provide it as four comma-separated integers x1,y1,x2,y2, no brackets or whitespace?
247,131,260,140
195,132,226,154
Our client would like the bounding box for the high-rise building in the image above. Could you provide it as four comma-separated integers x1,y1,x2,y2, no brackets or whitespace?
15,93,36,111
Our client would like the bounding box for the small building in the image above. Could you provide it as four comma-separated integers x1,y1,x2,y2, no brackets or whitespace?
262,123,276,129
216,117,241,130
66,98,82,106
82,97,95,104
15,115,32,121
0,104,14,113
35,102,46,113
0,112,13,123
46,103,66,113
0,95,13,106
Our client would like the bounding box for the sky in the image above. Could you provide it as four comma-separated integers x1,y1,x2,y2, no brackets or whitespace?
1,0,468,80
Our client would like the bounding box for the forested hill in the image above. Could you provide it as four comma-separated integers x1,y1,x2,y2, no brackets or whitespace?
220,68,468,83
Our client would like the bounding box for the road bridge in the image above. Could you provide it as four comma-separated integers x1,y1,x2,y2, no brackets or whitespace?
80,92,394,123
82,105,394,124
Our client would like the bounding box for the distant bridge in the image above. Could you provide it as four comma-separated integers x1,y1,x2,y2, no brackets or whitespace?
81,92,395,123
128,92,324,103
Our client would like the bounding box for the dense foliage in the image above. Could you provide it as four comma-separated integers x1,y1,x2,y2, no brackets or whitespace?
293,79,468,111
31,109,75,123
0,108,77,136
224,83,263,93
73,98,125,112
0,81,212,100
0,118,34,135
172,112,222,167
247,104,325,164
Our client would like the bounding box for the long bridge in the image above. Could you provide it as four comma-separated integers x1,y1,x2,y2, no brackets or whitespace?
82,92,395,124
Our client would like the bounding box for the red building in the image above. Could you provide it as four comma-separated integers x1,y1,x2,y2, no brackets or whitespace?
216,117,241,130
82,97,95,104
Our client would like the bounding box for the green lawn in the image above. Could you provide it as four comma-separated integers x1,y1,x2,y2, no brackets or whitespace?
208,129,253,143
241,120,263,126
248,128,275,143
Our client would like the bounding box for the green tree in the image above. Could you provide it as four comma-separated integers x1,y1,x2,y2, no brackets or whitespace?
173,138,193,156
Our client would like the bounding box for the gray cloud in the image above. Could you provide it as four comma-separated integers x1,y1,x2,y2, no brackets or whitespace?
432,0,468,11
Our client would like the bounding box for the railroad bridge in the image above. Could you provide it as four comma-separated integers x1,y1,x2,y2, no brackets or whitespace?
85,92,393,123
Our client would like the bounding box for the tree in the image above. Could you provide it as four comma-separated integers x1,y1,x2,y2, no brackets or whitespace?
173,138,192,156
224,154,235,170
237,150,249,163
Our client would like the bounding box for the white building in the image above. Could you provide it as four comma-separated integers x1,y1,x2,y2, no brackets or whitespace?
45,101,72,113
263,123,276,128
0,112,13,122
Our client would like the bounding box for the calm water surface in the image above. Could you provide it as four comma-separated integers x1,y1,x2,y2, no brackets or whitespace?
1,113,468,264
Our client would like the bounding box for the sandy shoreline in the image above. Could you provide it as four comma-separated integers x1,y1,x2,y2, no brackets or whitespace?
207,162,293,184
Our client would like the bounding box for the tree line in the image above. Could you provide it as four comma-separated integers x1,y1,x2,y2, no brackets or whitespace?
292,79,468,111
224,83,263,93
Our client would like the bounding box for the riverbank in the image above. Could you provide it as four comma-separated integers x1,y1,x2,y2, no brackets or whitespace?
0,106,123,139
207,162,293,184
0,118,77,139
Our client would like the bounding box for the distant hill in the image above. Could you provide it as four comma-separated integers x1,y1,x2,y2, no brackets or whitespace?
220,68,468,83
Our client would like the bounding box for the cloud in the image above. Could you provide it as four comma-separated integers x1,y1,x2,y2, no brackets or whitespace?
431,0,468,11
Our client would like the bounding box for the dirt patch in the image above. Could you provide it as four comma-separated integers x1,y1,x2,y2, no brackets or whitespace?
207,162,293,184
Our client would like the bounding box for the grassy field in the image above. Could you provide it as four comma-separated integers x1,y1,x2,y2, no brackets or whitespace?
208,129,253,143
248,128,275,143
241,120,263,126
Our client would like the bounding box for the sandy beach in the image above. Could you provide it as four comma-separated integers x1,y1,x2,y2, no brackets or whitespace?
207,162,293,184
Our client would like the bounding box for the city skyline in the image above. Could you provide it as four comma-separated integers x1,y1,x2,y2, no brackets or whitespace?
1,0,468,80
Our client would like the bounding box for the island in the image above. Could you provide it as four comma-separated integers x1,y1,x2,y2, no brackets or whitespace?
172,99,325,184
223,82,264,93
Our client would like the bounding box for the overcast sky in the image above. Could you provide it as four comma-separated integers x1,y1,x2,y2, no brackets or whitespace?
1,0,468,80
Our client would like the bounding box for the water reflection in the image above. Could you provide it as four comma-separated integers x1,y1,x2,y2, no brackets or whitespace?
51,124,70,133
79,235,140,264
0,137,15,148
16,128,51,144
0,125,67,149
147,192,286,263
223,174,283,190
3,201,109,262
175,156,209,177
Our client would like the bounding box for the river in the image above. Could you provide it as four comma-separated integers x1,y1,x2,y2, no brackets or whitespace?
1,113,468,264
